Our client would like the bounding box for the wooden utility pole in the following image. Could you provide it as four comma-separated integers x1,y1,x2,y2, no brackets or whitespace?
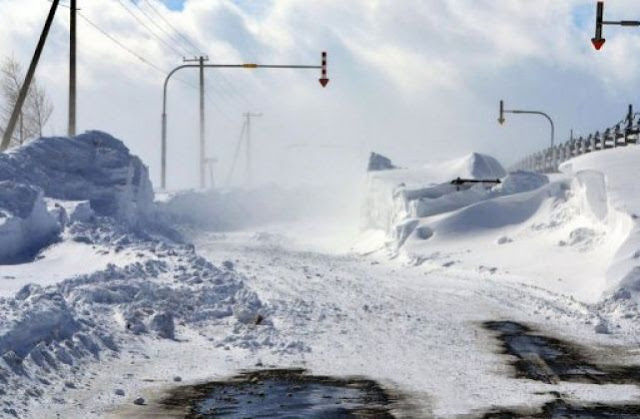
1,0,60,151
68,0,77,137
244,112,262,186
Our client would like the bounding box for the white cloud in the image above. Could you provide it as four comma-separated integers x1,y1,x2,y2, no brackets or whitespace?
3,0,640,188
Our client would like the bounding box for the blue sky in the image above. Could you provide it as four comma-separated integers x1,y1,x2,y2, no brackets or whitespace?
161,0,186,11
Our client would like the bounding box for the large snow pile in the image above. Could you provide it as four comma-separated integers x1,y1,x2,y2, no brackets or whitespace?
0,131,154,225
361,149,640,305
0,133,270,416
560,147,640,302
0,131,155,263
362,153,509,232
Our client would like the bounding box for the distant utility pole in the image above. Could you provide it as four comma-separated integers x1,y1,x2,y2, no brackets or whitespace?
68,0,77,137
183,56,209,189
1,0,60,151
244,112,262,186
591,1,640,50
204,157,217,189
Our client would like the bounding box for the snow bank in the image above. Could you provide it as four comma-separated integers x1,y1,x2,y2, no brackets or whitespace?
0,219,265,415
0,131,154,225
359,149,640,304
560,148,640,300
0,131,156,263
0,181,61,263
362,152,525,233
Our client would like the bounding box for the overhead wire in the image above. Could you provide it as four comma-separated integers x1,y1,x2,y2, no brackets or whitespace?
135,0,253,109
141,0,202,55
76,10,236,123
114,0,185,59
128,0,193,57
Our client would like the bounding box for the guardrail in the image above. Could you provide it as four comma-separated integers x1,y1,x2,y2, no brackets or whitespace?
510,104,639,173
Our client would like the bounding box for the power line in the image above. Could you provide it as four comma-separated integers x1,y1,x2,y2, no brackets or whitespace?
114,0,185,58
77,11,167,75
137,0,251,108
129,0,193,57
77,11,236,123
142,0,202,55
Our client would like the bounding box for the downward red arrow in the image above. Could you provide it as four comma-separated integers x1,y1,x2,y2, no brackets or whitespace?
592,37,606,50
319,78,330,87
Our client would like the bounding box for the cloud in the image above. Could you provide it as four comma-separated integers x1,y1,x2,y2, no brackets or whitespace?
3,0,640,189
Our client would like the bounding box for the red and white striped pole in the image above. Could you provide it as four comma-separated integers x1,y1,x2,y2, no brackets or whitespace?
319,51,329,87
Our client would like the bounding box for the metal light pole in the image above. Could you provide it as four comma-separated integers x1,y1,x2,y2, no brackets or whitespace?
591,1,640,50
498,100,555,148
160,52,329,190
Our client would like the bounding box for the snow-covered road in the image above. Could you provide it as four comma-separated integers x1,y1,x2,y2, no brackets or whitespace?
22,220,640,418
187,227,640,416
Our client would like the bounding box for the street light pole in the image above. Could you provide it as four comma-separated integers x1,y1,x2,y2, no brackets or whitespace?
591,1,640,50
160,53,329,190
498,100,555,148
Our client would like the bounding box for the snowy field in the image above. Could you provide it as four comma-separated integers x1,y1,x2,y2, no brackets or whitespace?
3,133,640,417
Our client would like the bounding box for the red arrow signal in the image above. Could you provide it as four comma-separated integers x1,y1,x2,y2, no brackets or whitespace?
319,78,329,87
591,37,606,50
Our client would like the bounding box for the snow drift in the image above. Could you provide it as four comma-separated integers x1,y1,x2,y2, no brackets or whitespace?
0,131,154,225
0,132,268,416
0,131,155,263
360,150,640,304
362,153,509,233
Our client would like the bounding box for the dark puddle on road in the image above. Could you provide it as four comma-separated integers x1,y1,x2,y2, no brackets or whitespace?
484,398,640,418
482,320,640,417
483,320,640,385
160,368,402,418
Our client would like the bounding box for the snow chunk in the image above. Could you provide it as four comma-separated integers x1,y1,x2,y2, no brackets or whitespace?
367,152,397,172
0,181,60,264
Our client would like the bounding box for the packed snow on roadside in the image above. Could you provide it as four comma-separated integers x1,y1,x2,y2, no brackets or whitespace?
360,150,640,308
0,132,269,417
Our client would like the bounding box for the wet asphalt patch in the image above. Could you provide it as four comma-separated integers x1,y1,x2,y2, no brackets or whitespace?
483,398,640,418
159,368,403,418
481,320,640,417
483,320,640,385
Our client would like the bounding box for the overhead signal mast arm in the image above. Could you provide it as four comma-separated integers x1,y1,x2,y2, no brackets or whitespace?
592,1,640,50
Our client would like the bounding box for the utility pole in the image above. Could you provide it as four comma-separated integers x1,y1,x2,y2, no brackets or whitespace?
183,56,209,189
1,0,60,151
161,52,329,189
244,112,262,186
68,0,77,137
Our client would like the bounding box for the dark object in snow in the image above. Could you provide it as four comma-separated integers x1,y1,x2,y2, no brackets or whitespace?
173,376,182,382
133,397,145,405
115,389,125,396
367,152,397,172
222,260,234,270
253,314,264,325
451,177,501,191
